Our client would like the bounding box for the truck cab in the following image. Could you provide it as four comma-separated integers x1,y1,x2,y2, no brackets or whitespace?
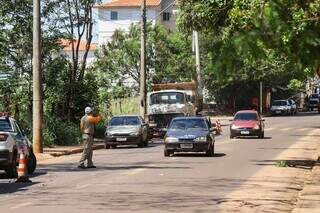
147,90,196,137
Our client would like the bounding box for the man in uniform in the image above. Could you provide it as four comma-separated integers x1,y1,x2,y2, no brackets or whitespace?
78,107,101,169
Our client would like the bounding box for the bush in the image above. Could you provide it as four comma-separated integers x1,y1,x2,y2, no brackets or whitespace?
43,116,81,147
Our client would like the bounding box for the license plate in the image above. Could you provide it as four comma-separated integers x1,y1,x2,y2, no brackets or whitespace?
276,111,281,114
180,144,193,149
240,131,250,135
116,138,127,142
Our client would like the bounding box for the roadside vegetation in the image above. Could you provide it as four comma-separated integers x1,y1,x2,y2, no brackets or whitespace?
0,0,319,146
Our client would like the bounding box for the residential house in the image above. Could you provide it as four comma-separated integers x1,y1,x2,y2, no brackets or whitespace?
59,39,97,65
94,0,177,44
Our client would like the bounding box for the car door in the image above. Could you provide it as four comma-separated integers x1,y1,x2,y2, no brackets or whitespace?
206,119,215,143
12,121,29,154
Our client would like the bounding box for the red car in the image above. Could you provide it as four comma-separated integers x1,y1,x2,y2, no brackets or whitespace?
230,110,265,139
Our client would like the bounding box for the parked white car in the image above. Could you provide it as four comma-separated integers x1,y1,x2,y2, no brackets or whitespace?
0,114,37,177
270,100,292,116
288,99,297,115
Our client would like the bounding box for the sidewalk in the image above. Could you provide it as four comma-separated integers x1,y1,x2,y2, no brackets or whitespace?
292,157,320,213
35,139,105,162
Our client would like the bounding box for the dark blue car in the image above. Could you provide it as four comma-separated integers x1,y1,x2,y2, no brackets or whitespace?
164,117,215,157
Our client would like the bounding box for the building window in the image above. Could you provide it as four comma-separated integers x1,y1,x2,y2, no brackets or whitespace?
163,12,170,21
111,11,118,20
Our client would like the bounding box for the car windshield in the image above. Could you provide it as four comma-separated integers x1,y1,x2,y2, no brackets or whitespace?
272,100,287,106
150,92,185,105
109,117,141,126
0,119,13,132
234,113,258,121
169,119,208,130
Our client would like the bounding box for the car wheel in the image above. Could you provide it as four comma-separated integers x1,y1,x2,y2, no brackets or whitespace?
259,132,264,139
137,136,144,148
104,143,111,149
5,152,17,178
230,135,234,139
164,149,171,157
206,144,215,157
27,151,37,174
111,145,117,149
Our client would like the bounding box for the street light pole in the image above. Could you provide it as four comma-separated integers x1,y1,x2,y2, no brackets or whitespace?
32,0,43,153
193,31,203,112
140,0,147,118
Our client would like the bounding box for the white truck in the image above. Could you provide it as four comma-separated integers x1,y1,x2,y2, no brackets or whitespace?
147,82,200,137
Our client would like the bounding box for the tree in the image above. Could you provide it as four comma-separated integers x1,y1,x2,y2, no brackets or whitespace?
177,0,320,107
94,24,195,97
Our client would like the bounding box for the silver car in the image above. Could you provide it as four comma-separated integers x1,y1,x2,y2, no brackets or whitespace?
0,115,37,177
105,115,149,148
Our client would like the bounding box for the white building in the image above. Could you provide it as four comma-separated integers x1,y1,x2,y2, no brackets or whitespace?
59,39,97,65
94,0,176,44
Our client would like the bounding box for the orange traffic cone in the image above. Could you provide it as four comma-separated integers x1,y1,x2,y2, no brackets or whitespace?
215,120,222,135
15,153,31,183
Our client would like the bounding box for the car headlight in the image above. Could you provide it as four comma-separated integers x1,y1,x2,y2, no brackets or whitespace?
130,132,140,136
194,136,207,142
231,124,238,130
165,137,179,143
253,124,260,130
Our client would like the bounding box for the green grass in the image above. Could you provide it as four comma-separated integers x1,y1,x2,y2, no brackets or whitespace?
109,96,140,116
276,160,288,167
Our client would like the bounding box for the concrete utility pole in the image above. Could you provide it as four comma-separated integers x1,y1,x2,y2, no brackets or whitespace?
194,31,203,112
140,0,147,118
32,0,43,153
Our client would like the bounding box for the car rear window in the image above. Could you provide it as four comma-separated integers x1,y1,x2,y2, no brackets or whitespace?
234,113,258,121
272,100,287,106
109,117,141,126
0,119,13,132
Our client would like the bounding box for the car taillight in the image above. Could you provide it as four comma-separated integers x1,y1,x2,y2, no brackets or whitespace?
0,134,8,141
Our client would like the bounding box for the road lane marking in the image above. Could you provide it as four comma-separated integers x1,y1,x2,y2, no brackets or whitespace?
265,128,275,131
11,202,33,209
124,168,147,175
76,184,91,189
281,128,293,131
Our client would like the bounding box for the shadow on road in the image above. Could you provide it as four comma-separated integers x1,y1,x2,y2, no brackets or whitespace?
0,182,38,194
290,134,320,137
233,137,272,140
253,159,316,169
173,152,226,158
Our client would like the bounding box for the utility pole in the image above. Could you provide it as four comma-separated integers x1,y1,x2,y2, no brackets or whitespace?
140,0,147,118
194,31,203,113
32,0,43,153
260,81,263,114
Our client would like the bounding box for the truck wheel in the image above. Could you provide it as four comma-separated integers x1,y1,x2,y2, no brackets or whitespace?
5,152,17,178
27,151,37,174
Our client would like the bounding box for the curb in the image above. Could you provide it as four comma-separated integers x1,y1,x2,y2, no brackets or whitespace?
35,143,105,162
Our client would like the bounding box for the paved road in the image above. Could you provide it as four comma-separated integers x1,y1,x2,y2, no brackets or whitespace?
0,112,319,212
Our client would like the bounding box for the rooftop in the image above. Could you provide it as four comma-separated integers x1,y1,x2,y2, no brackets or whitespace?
59,39,97,52
94,0,161,9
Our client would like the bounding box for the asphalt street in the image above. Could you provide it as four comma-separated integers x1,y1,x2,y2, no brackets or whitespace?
0,112,319,212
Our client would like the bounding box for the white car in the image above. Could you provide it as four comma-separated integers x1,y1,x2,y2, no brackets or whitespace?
270,100,292,116
0,114,37,177
288,99,297,115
